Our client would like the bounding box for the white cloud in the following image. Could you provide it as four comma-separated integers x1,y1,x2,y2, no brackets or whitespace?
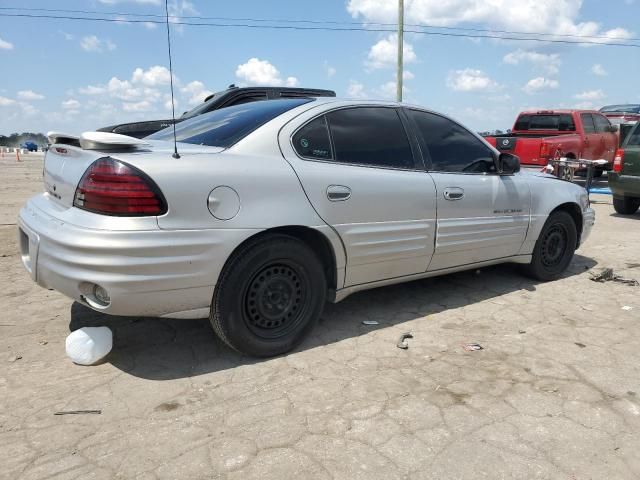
132,66,173,87
574,89,606,101
122,100,154,112
376,81,410,100
17,90,45,101
79,85,107,95
60,31,74,41
62,99,81,110
167,0,199,32
0,96,16,106
0,37,14,50
80,35,117,53
347,0,631,44
143,22,158,30
447,68,499,92
522,77,559,94
181,81,213,105
591,64,608,76
347,81,367,99
403,70,415,80
324,62,337,78
503,49,561,75
366,34,416,70
235,58,299,87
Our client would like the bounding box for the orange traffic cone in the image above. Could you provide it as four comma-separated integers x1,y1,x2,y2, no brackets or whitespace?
16,148,21,162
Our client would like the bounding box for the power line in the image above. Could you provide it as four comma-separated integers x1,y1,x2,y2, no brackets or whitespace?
0,5,637,43
1,12,639,48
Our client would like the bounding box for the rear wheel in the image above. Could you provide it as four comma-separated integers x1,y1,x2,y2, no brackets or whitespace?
524,211,577,281
613,197,640,215
210,234,326,357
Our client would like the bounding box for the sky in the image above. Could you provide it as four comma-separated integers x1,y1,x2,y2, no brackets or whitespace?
0,0,639,135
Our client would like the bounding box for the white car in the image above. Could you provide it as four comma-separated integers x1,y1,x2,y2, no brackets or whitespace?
18,98,595,357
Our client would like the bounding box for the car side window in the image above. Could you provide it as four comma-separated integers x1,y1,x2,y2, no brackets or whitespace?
581,113,596,134
325,107,414,169
407,109,496,173
593,114,611,133
292,116,333,160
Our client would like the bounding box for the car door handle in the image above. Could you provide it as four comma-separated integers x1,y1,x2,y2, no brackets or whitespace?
443,187,464,201
327,185,351,202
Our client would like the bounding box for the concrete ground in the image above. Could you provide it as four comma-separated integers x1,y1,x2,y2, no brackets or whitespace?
1,153,639,480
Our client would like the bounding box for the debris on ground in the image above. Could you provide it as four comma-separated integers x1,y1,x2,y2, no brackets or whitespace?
589,268,639,286
518,330,526,334
8,354,22,362
462,343,484,352
54,410,102,416
362,320,379,326
396,332,413,349
622,306,633,311
575,342,587,348
66,327,113,366
38,340,48,346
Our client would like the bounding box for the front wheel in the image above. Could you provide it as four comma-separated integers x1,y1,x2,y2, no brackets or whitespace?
613,197,640,215
524,211,577,281
210,234,326,357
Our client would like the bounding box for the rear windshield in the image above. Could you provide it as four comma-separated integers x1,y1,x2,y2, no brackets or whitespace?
514,114,576,131
600,104,640,114
148,98,312,147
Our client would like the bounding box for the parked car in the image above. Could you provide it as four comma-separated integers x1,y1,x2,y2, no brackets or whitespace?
484,110,618,174
599,104,640,125
21,141,38,152
19,98,594,357
609,121,640,214
97,85,336,138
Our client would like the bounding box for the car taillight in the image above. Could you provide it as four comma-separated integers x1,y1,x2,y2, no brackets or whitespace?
539,143,550,158
613,149,624,173
74,157,166,216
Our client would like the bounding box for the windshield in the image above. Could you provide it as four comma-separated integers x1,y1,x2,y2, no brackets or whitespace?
600,104,640,114
147,98,312,147
514,114,576,131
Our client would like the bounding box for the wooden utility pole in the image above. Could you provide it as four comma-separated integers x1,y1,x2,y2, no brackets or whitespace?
396,0,404,102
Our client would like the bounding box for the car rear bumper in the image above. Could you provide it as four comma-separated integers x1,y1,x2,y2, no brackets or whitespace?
18,195,258,318
608,172,640,198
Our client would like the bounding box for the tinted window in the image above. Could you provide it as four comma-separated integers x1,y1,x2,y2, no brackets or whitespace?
627,125,640,146
593,114,611,133
408,110,496,173
514,114,575,131
326,107,414,169
581,113,596,134
148,98,311,147
292,116,332,160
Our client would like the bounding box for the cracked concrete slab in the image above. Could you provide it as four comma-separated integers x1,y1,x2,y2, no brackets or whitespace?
1,155,639,479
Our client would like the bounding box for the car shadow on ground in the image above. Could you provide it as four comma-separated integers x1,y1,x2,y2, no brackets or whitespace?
611,212,640,219
69,254,597,380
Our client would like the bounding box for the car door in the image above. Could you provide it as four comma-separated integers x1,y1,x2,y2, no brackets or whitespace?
580,113,599,159
404,109,531,271
278,105,437,287
593,113,617,161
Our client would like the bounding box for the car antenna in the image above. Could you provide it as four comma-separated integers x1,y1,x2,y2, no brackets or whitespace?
164,0,180,159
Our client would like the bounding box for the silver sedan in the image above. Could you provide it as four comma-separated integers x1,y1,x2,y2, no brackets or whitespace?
18,98,595,356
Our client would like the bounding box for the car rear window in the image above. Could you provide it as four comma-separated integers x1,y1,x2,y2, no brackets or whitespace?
514,114,575,131
148,98,311,147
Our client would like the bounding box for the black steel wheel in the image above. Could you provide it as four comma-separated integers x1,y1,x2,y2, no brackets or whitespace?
210,234,326,357
524,211,577,281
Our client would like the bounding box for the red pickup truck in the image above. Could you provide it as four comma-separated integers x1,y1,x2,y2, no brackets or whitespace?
485,110,618,173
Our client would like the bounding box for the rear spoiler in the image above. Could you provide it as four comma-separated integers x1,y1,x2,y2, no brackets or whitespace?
47,131,149,151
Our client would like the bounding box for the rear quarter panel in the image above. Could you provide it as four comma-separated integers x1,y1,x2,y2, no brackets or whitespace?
518,173,589,254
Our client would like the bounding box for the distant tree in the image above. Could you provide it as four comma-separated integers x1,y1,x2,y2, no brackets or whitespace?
0,132,47,147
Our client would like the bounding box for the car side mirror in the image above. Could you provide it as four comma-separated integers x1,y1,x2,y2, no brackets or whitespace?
607,124,619,133
496,152,520,174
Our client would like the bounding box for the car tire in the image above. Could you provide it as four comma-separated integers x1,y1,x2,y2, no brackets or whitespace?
613,197,640,215
524,211,577,281
210,234,326,357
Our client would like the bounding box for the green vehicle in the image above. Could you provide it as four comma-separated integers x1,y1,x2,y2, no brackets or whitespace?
609,122,640,214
